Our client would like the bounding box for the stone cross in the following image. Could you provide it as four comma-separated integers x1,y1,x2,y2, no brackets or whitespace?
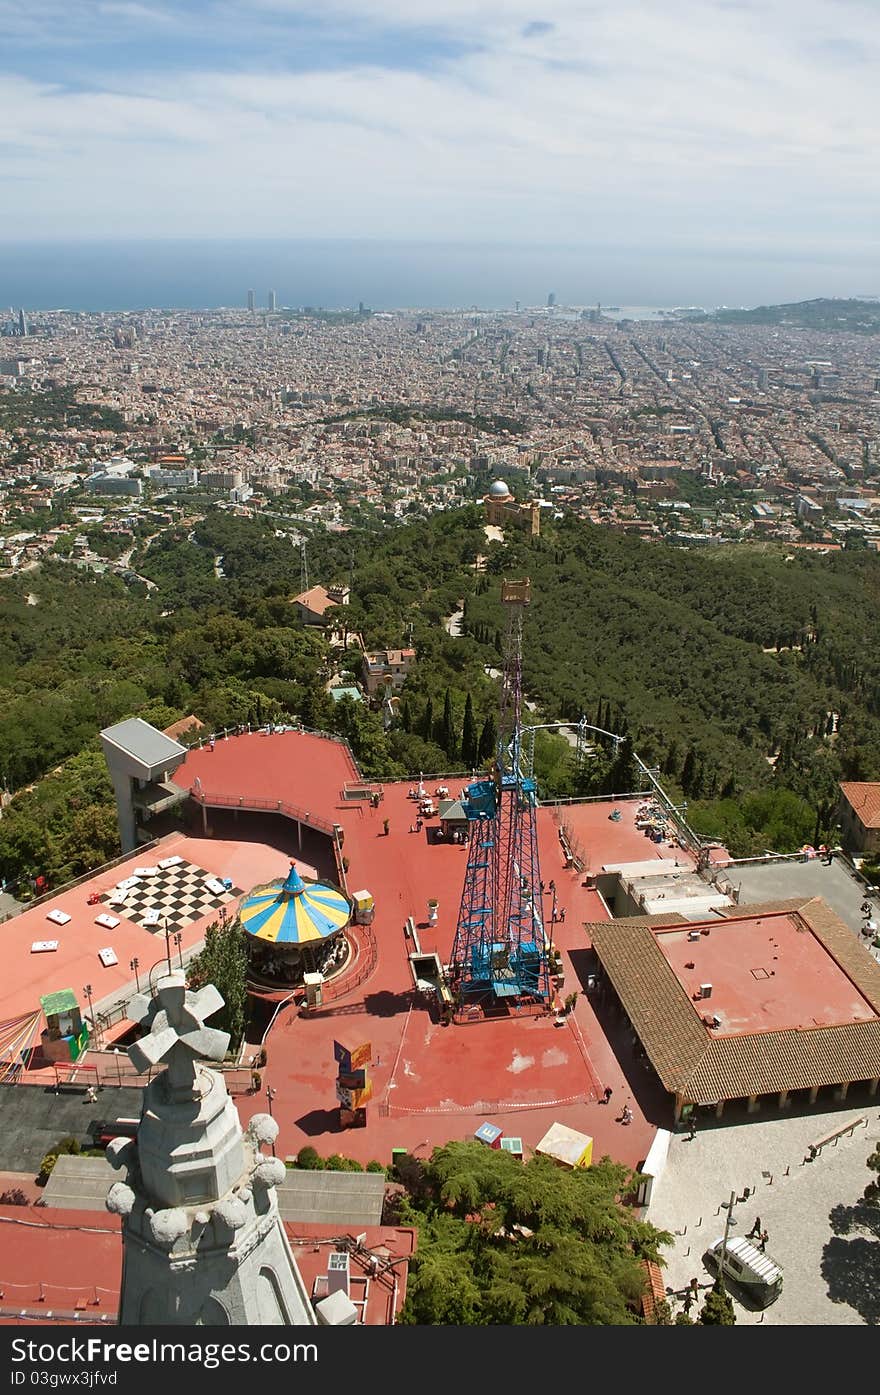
128,971,229,1094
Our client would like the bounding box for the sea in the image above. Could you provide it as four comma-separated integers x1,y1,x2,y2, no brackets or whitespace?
0,239,872,315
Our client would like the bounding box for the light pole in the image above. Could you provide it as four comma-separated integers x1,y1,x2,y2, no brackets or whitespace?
173,932,183,969
83,984,95,1043
719,1188,737,1290
163,918,172,973
129,957,140,992
266,1085,277,1157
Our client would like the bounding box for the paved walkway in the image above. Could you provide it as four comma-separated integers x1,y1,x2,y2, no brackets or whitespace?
649,1096,880,1325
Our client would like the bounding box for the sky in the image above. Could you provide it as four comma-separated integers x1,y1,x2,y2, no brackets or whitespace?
0,0,877,275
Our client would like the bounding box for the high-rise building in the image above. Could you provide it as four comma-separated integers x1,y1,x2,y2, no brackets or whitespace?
547,292,556,308
268,290,277,312
247,289,255,311
18,308,28,337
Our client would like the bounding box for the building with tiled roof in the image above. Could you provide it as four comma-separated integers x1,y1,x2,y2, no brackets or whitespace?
587,897,880,1122
838,781,880,853
291,583,350,626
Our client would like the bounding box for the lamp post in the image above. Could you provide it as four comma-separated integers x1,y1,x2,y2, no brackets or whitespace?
83,984,95,1043
129,958,140,992
173,932,183,969
266,1085,277,1157
719,1188,737,1290
163,918,172,973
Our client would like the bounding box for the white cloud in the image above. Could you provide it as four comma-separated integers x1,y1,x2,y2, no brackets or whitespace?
0,0,877,247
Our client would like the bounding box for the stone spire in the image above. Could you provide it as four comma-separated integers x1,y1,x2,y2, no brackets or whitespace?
107,971,315,1326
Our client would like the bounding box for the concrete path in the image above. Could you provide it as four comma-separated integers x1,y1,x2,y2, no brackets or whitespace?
649,1099,880,1325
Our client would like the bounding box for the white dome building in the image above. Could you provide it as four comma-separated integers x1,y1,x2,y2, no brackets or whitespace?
487,479,512,499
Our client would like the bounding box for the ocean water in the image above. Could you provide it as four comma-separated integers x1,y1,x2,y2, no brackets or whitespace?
0,239,872,315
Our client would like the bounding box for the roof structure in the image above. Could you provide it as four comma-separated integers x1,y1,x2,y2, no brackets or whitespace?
589,898,880,1105
292,585,337,616
839,781,880,828
239,866,350,945
99,718,187,776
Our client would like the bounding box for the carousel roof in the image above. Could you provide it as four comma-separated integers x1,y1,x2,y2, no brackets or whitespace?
239,864,350,946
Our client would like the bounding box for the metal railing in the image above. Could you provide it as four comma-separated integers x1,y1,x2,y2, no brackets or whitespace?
189,788,336,837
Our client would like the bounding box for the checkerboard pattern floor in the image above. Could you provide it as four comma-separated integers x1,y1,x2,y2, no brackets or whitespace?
104,861,242,933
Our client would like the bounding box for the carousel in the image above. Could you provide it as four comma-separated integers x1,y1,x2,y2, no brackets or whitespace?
239,861,352,989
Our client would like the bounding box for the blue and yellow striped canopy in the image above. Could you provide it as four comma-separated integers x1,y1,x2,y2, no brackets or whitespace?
239,864,350,945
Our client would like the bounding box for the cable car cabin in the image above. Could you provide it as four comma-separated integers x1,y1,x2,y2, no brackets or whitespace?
706,1235,783,1308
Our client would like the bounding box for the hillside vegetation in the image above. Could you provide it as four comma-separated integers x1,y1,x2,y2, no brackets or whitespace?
3,506,880,886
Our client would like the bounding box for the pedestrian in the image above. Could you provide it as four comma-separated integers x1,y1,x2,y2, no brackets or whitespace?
687,1114,697,1140
540,880,545,894
747,1216,762,1239
621,1103,633,1125
383,818,390,836
559,907,566,923
603,1086,613,1104
758,1230,769,1252
549,879,555,892
86,1085,98,1103
417,817,423,832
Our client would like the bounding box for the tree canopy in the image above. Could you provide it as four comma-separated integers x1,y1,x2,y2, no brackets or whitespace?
395,1141,671,1325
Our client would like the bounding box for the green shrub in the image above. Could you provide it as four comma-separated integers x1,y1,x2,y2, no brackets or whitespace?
38,1153,58,1182
366,1160,386,1174
325,1153,364,1172
295,1146,323,1170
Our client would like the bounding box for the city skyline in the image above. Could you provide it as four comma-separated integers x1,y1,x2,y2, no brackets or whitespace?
0,0,877,284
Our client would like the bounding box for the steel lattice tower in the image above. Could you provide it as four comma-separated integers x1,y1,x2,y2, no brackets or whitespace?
450,579,550,1012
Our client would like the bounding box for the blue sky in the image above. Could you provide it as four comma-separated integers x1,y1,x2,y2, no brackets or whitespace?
0,0,877,259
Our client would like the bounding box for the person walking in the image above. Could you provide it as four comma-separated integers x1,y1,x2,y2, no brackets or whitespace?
621,1102,633,1125
603,1086,613,1104
747,1216,762,1239
758,1230,769,1252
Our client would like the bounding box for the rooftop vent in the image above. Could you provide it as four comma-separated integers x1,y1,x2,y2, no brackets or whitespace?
700,983,713,999
687,930,701,942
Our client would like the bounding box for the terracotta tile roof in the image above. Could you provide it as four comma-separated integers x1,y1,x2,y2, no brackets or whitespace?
589,898,880,1105
839,782,880,829
293,585,336,614
640,1259,668,1324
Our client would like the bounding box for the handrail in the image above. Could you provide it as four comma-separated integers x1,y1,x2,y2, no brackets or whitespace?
189,789,336,836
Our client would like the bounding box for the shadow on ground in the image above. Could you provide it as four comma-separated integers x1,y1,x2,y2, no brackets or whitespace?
821,1200,880,1324
293,1108,344,1137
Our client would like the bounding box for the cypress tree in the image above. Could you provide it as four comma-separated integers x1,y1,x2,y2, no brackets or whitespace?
461,693,478,768
478,713,498,762
421,697,434,743
441,688,456,761
680,747,697,795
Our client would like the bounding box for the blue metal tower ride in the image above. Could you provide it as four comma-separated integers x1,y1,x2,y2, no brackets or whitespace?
450,579,551,1013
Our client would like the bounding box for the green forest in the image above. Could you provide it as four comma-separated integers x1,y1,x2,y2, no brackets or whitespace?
3,502,880,890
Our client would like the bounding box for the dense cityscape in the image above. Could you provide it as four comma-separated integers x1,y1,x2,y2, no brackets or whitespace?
2,299,880,577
